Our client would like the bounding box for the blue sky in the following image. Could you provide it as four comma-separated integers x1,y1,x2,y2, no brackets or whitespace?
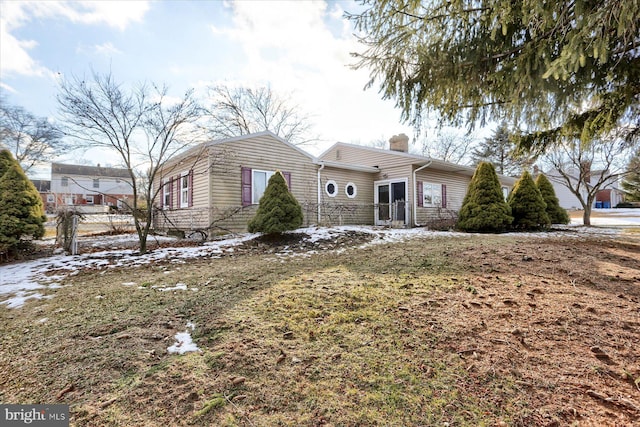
1,0,426,177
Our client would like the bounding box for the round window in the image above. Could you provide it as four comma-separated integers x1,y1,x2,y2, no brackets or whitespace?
345,182,357,198
325,180,338,197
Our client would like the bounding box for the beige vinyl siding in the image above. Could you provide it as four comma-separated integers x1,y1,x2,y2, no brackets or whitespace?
208,134,318,233
319,167,377,226
153,153,211,232
415,169,471,224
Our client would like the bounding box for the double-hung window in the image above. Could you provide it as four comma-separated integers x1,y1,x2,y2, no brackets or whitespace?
423,182,442,207
163,178,171,209
252,170,275,204
241,168,290,206
93,179,100,188
180,172,190,208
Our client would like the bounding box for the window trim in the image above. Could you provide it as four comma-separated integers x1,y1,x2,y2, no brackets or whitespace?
325,180,338,198
93,179,99,189
86,195,94,204
345,182,357,199
61,177,68,187
180,171,190,208
251,169,275,204
162,178,171,209
422,182,443,207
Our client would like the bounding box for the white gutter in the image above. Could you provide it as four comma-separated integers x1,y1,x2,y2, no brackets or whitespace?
413,160,432,227
317,162,325,224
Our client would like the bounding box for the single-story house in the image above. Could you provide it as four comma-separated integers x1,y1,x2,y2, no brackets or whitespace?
153,131,517,235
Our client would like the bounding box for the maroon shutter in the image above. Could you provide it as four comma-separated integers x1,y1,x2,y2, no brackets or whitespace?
169,177,174,209
188,171,193,207
417,180,423,207
441,184,447,208
241,167,252,206
283,171,291,190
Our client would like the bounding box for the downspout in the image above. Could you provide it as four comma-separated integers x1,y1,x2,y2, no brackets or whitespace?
413,160,432,227
317,162,325,225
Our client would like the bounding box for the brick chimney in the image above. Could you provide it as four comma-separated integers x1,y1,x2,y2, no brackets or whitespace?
389,133,409,153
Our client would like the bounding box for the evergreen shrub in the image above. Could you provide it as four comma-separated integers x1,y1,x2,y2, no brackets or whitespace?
457,162,513,233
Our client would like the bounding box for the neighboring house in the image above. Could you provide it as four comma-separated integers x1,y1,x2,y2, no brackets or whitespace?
30,179,54,213
595,187,625,208
544,167,624,209
50,163,133,212
153,131,517,235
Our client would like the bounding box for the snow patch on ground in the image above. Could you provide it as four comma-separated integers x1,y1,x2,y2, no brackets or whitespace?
0,223,635,309
570,209,640,226
167,321,200,355
0,291,46,308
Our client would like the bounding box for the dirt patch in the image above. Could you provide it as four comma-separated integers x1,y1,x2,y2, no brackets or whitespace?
406,236,640,426
0,230,639,426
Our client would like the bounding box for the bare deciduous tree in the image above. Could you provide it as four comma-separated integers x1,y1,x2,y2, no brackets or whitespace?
206,84,316,145
541,136,635,225
419,130,474,165
0,97,65,173
57,71,203,254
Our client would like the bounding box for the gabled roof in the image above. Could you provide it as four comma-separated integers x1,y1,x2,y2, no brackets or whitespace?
51,163,131,179
207,131,316,161
320,142,517,183
164,130,316,167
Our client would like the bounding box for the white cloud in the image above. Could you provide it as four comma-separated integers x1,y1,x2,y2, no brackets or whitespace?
94,42,123,56
0,1,149,79
76,41,123,57
211,1,412,151
25,1,150,31
0,82,18,93
0,24,47,77
0,2,48,78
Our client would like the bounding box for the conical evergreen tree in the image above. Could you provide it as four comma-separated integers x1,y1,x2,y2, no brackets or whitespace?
457,162,513,233
471,123,532,176
621,148,640,202
535,174,569,224
248,171,303,235
0,149,13,176
508,171,550,230
0,149,46,252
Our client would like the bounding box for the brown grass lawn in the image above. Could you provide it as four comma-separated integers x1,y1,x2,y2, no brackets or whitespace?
1,230,639,426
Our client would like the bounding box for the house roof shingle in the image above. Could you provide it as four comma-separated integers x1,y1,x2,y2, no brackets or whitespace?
51,163,131,179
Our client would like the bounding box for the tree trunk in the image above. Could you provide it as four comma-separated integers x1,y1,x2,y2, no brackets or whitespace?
583,206,592,226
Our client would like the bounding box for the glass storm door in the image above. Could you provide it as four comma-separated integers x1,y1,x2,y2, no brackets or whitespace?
376,183,391,224
375,180,407,225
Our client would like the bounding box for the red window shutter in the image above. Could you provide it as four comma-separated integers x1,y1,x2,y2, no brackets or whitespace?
417,180,423,207
441,184,447,208
283,171,292,190
188,170,193,207
169,177,174,208
241,167,252,206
